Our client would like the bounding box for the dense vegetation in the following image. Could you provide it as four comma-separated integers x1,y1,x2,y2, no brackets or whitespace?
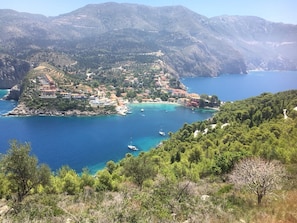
0,90,297,222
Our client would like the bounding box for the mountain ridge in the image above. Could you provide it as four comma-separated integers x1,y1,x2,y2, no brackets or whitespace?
0,3,296,88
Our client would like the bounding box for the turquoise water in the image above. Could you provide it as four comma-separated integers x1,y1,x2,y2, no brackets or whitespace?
1,71,296,173
0,90,7,98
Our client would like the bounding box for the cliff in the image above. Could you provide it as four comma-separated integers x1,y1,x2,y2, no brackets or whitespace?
0,55,30,88
3,84,21,100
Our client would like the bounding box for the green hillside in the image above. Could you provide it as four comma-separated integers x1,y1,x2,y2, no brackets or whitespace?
1,90,297,222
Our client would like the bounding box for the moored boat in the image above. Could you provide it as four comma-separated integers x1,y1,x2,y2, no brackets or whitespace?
128,144,138,151
159,130,166,136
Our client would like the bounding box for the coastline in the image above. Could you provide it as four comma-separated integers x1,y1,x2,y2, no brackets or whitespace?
129,100,182,107
3,99,219,117
114,100,182,116
4,102,116,117
2,87,219,117
0,89,9,99
127,101,219,115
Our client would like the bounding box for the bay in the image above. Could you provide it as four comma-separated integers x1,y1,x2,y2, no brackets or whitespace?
1,70,296,173
0,100,215,173
182,71,297,101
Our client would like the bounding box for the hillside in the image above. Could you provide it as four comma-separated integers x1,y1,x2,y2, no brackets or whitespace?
0,90,297,222
0,55,30,88
1,3,297,88
208,16,297,70
8,58,216,116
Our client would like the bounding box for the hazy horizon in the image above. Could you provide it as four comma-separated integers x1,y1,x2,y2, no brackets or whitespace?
1,0,297,24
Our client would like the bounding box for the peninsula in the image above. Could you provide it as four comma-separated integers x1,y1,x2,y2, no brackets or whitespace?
6,61,220,117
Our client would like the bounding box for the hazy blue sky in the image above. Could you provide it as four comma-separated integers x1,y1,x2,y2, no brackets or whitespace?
1,0,297,24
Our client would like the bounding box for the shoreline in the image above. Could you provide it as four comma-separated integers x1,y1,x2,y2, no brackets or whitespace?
3,102,116,117
2,100,219,117
131,102,219,109
0,89,9,99
129,100,182,107
1,86,220,117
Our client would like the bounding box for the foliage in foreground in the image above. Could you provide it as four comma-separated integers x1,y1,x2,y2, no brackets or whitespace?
229,157,286,205
0,140,51,202
0,90,297,222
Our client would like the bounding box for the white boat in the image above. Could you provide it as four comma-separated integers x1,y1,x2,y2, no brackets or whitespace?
159,131,166,136
128,144,138,151
141,108,144,112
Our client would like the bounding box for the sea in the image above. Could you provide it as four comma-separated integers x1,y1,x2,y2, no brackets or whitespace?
0,71,297,173
182,71,297,101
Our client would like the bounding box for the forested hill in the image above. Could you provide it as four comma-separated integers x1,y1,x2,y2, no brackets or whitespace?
1,90,297,222
123,90,297,183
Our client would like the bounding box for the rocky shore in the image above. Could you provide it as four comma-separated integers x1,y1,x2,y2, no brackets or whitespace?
5,102,115,117
3,85,21,101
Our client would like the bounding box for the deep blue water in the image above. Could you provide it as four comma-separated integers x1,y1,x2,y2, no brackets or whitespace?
182,71,297,101
1,71,296,173
0,97,214,173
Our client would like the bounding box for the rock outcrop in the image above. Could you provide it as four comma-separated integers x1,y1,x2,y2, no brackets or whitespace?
3,84,21,100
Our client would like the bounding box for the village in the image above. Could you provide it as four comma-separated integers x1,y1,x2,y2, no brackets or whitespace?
34,64,212,116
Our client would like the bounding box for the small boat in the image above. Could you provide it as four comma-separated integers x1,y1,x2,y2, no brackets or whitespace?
159,131,166,136
141,108,144,112
128,137,138,151
128,144,138,151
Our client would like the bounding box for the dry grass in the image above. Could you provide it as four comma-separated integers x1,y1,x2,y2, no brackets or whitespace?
246,190,297,223
217,188,297,223
1,183,296,223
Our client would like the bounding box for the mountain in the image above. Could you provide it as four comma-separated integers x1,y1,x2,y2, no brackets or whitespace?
208,16,297,70
0,3,297,88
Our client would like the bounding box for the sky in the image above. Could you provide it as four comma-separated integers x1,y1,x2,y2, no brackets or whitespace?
1,0,297,24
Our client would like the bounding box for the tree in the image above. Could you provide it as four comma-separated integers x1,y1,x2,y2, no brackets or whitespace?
80,168,95,189
95,169,113,191
106,160,116,174
175,151,181,162
0,173,10,199
210,95,220,106
0,140,51,202
229,157,286,205
123,155,157,188
188,149,201,165
57,166,80,195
